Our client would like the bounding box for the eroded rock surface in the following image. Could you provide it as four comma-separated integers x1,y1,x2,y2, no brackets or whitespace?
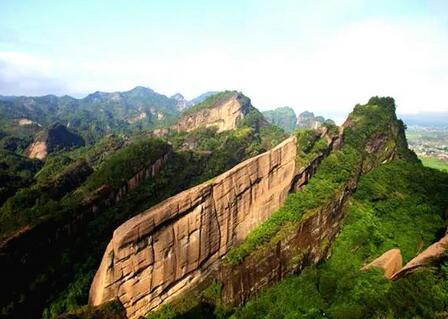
90,136,298,319
26,140,48,159
362,248,403,279
392,234,448,279
174,93,251,133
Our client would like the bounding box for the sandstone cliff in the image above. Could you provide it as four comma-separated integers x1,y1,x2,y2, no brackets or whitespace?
90,97,410,319
173,92,252,133
361,248,403,279
89,136,300,318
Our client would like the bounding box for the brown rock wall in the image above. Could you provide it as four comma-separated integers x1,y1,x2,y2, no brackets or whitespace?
174,95,249,133
89,136,299,318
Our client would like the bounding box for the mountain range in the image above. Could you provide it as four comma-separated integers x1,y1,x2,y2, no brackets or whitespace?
0,90,447,319
262,106,335,132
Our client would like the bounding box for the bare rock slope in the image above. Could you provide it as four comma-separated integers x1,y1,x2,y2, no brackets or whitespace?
90,136,298,318
174,91,252,133
362,248,403,279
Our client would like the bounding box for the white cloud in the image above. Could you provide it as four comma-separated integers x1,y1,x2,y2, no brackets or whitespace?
0,51,67,96
1,18,447,119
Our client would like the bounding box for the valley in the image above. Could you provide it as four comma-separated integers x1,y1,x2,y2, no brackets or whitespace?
406,126,448,172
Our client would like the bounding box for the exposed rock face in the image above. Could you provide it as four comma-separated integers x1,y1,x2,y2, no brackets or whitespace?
362,248,403,279
18,118,34,125
26,140,48,159
89,137,299,318
174,93,251,133
170,93,189,111
219,178,356,306
392,234,448,279
25,124,84,159
297,111,333,129
216,122,399,307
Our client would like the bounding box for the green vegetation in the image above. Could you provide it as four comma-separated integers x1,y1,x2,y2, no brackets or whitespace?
420,156,448,172
42,124,280,318
0,150,42,206
54,300,125,319
0,86,181,145
146,282,230,319
226,146,360,264
81,138,169,191
182,91,237,115
5,93,444,319
232,160,448,319
226,97,406,265
294,129,329,167
262,106,297,132
0,138,168,238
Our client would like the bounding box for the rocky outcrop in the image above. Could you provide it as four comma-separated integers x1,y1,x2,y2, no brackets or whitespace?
170,93,189,111
26,140,48,159
392,233,448,279
361,248,403,279
216,120,399,307
89,128,341,319
25,124,85,159
361,233,448,280
297,111,334,129
219,178,356,306
89,137,299,318
174,92,251,133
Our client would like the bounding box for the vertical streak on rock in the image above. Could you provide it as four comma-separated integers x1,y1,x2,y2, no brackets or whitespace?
90,136,308,318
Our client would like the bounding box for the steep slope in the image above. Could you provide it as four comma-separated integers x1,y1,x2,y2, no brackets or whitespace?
25,124,85,159
89,126,338,318
94,96,418,319
0,92,285,319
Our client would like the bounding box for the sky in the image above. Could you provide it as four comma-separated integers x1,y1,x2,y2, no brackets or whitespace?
1,0,448,120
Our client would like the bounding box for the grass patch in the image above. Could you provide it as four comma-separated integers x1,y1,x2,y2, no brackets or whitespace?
420,156,448,172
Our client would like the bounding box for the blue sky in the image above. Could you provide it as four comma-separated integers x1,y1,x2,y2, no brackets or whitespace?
1,0,447,119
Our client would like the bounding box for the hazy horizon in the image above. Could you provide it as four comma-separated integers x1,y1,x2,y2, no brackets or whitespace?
1,0,448,118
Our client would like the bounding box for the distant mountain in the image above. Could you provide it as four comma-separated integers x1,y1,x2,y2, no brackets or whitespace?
0,86,182,144
262,107,335,132
170,93,189,111
297,111,334,129
400,112,448,128
262,106,297,132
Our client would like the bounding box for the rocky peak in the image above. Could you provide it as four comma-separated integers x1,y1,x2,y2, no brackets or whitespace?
297,111,333,129
174,91,254,133
170,93,188,111
262,106,297,132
